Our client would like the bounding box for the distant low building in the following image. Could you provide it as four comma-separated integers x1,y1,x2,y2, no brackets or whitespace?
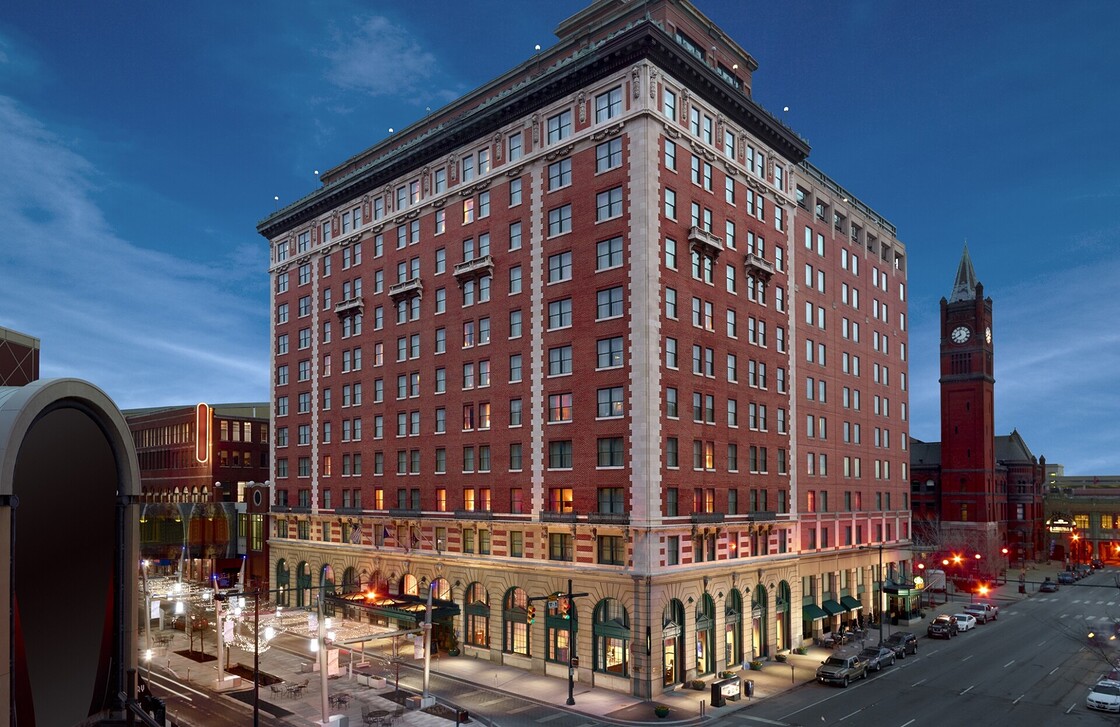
125,402,271,592
1044,469,1120,564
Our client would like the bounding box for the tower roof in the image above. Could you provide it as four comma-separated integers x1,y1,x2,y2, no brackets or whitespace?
949,244,979,302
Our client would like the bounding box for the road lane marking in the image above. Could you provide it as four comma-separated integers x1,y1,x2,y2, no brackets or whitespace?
1049,667,1060,676
508,704,536,714
910,678,927,687
838,708,862,721
536,714,565,723
1066,703,1077,714
1004,660,1016,668
736,715,788,725
1013,694,1024,704
899,720,916,727
148,673,203,700
479,698,507,706
961,685,974,695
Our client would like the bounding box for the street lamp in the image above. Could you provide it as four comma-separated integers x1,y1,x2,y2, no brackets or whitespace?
420,576,436,708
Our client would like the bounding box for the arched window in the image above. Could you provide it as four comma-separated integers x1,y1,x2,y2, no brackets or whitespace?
342,567,359,594
724,589,743,668
401,573,418,596
752,584,769,658
662,599,685,687
433,577,451,601
776,581,791,651
464,582,490,647
593,598,629,676
275,559,290,607
696,593,715,675
502,587,530,655
321,564,336,615
296,561,312,608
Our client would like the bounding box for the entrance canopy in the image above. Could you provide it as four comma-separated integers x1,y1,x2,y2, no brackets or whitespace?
328,591,460,624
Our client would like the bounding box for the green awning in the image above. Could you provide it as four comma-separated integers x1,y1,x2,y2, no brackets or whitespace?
840,596,862,612
802,604,828,621
822,599,844,616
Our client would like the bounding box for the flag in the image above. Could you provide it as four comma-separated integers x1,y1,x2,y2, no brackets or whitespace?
349,525,362,544
383,526,391,541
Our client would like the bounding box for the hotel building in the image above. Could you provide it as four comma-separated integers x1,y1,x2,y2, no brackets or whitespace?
257,0,910,697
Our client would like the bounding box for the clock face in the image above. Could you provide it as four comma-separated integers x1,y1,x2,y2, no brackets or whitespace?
985,326,992,344
951,326,971,344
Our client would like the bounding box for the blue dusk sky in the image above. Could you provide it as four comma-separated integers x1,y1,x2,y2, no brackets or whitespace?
1,2,1118,474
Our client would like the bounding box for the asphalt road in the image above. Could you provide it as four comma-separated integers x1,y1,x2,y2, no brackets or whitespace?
728,570,1120,726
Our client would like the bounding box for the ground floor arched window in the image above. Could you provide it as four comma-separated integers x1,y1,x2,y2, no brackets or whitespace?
751,584,769,658
695,594,715,675
502,587,530,656
464,582,490,647
662,599,684,687
593,598,629,676
275,559,290,607
724,589,742,668
776,581,791,651
296,561,311,608
321,564,336,616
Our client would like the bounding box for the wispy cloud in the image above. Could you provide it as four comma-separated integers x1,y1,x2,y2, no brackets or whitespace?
0,95,268,408
322,16,438,98
908,248,1120,475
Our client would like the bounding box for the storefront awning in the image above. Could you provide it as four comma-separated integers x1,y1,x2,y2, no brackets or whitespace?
822,599,844,616
840,595,862,612
802,604,828,621
327,592,460,624
884,579,918,596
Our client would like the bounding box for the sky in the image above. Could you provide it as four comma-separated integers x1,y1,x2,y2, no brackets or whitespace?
1,1,1118,475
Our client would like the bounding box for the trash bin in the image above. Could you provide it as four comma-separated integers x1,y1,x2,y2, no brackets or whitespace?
745,679,754,699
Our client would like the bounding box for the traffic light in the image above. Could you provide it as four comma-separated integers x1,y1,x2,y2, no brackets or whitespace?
527,605,536,624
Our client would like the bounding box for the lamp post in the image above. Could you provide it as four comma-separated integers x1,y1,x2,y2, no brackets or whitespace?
421,577,435,708
313,593,331,725
141,560,152,657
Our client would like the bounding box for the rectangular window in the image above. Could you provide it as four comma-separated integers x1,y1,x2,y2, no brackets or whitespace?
547,110,572,143
595,86,622,122
548,205,572,236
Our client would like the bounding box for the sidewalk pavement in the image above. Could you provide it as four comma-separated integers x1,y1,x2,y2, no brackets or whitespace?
147,567,1040,726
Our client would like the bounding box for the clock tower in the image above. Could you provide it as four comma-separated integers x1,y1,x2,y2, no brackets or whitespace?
939,245,1000,549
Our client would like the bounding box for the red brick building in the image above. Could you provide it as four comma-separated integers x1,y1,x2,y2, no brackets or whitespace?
126,403,271,591
257,0,909,697
910,247,1045,577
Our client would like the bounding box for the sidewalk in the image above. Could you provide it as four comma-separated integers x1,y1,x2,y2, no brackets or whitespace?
146,571,1036,726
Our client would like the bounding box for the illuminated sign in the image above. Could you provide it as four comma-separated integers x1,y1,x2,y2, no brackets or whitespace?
195,403,210,463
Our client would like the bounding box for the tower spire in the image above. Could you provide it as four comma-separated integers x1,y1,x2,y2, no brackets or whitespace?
949,242,979,302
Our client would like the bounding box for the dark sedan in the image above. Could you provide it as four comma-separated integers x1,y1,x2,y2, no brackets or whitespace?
928,614,958,639
1040,578,1059,593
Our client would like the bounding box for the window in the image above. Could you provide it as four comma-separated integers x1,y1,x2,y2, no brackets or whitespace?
509,309,522,338
597,337,623,368
548,441,573,469
549,205,572,236
549,345,573,376
598,536,625,566
547,110,572,143
508,132,522,161
664,189,676,220
509,221,522,251
596,287,623,319
509,354,522,383
548,251,573,283
664,139,677,171
597,437,624,467
597,387,624,418
509,398,522,427
596,187,623,221
596,138,622,172
548,393,573,423
509,265,522,294
548,159,572,191
663,88,676,119
550,533,573,561
596,237,623,271
595,86,622,122
509,178,522,206
548,298,572,329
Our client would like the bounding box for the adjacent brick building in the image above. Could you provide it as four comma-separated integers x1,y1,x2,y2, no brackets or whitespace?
257,0,909,697
126,402,271,591
0,326,39,386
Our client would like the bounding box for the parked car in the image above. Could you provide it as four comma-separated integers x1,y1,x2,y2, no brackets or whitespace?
1040,578,1059,593
928,614,958,639
883,631,918,657
963,603,997,623
858,645,896,672
1091,559,1105,570
953,613,978,632
1058,572,1075,585
816,652,869,687
973,600,1000,617
1087,680,1120,713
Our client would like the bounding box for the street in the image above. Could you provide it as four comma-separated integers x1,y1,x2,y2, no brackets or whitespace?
731,569,1120,726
